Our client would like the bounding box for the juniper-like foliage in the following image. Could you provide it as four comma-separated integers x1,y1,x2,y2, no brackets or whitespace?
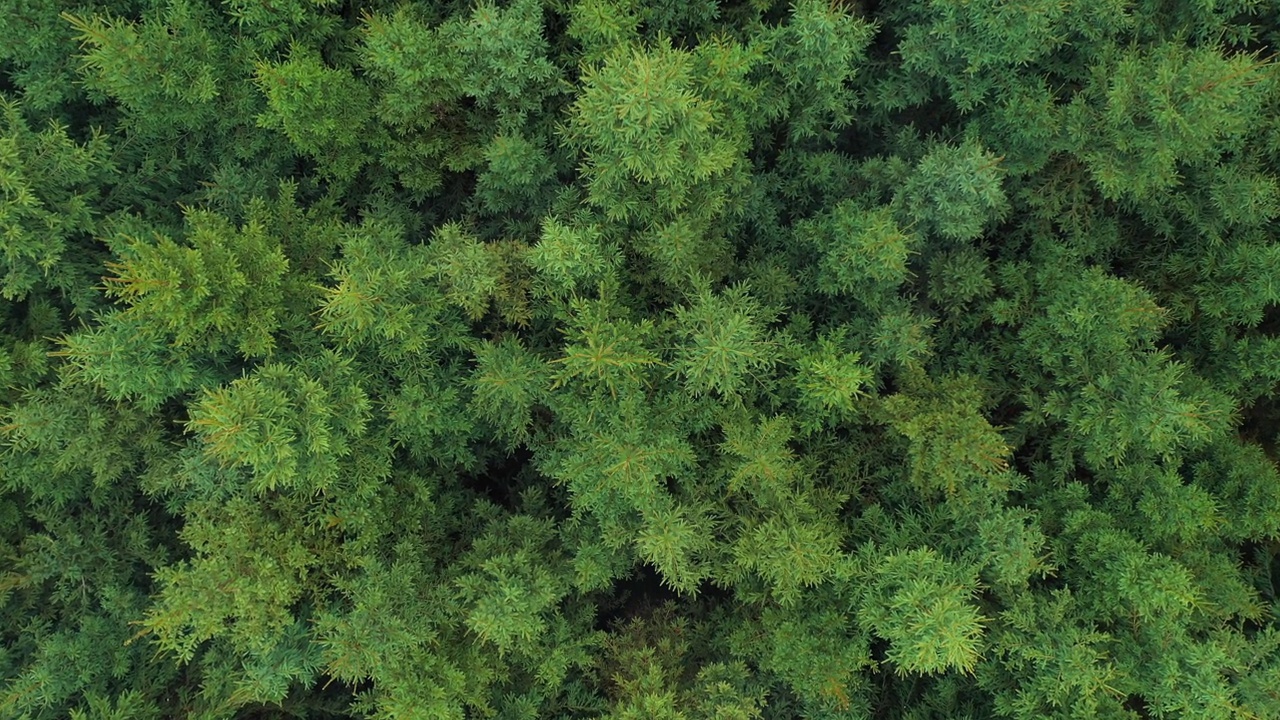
3,0,1280,719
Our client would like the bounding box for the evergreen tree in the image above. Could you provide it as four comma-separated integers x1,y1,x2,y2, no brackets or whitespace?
3,0,1280,719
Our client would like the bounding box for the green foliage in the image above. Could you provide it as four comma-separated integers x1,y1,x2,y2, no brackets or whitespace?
64,3,225,133
566,35,755,287
897,138,1010,242
760,0,876,142
672,286,777,400
101,205,289,358
469,336,550,445
527,217,619,295
143,495,316,664
567,40,741,218
890,0,1129,111
255,48,375,183
4,1,1280,719
1066,43,1276,202
884,375,1013,498
185,353,371,495
0,96,110,309
793,333,872,424
856,547,986,675
551,295,660,398
315,218,460,358
357,0,561,198
454,514,573,655
805,201,916,297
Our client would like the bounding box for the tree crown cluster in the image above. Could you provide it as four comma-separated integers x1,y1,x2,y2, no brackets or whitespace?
3,0,1280,718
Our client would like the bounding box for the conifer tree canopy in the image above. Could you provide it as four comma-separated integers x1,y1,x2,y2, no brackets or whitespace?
3,0,1280,718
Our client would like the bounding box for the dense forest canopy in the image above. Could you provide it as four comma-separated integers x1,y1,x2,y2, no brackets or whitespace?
3,0,1280,718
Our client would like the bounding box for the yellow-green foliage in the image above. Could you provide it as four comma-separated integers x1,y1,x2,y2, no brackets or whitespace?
2,1,1280,719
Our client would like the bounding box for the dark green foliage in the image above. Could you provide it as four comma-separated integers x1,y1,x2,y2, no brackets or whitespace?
4,1,1280,719
0,97,111,310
